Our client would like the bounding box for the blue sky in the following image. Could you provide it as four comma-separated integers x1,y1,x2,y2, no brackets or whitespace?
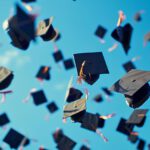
0,0,150,150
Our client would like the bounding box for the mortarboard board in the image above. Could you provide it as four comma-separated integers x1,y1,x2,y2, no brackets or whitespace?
93,94,103,103
116,118,134,136
95,25,107,39
36,17,58,41
63,58,75,70
128,134,138,144
63,98,87,119
65,87,83,102
52,50,64,63
111,23,133,54
110,69,150,108
0,67,14,90
36,66,50,81
123,61,136,72
74,52,109,85
102,87,113,96
137,139,145,150
21,0,36,3
31,90,47,106
3,128,30,149
126,109,148,127
0,113,10,127
134,12,142,22
47,102,58,113
7,4,35,50
80,145,90,150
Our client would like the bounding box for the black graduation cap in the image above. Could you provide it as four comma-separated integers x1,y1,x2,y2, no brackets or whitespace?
111,23,133,54
0,113,10,127
31,90,47,106
0,67,14,90
137,139,145,150
123,61,136,72
3,128,30,149
110,69,150,108
134,12,142,22
36,66,50,81
80,145,90,150
95,25,107,39
116,118,134,136
65,87,83,102
53,129,76,150
128,134,138,144
102,87,113,96
7,4,35,50
52,50,64,63
93,94,103,103
36,17,58,41
63,58,75,70
47,102,58,113
21,0,36,3
126,109,148,127
80,112,105,132
74,52,109,85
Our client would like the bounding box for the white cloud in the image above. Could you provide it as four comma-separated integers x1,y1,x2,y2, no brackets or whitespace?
0,50,31,67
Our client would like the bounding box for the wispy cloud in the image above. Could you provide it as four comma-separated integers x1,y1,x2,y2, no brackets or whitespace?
0,50,31,67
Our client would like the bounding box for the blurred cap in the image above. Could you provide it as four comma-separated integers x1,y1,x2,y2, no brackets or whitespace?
3,128,30,149
93,94,103,103
36,66,50,81
134,12,142,22
80,145,90,150
47,102,58,113
126,109,148,127
102,87,113,96
52,50,64,63
123,61,136,72
63,58,75,70
21,0,36,3
0,113,10,127
111,23,133,54
31,90,48,106
95,25,107,39
137,139,145,150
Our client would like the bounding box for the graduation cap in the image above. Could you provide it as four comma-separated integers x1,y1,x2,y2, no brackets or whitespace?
80,112,105,132
74,52,109,85
93,94,103,103
21,0,36,3
63,58,75,70
47,102,58,113
137,139,145,150
0,67,14,90
36,66,50,81
36,17,58,41
31,90,47,106
3,128,30,149
52,50,64,63
95,25,107,39
63,98,87,119
0,113,10,127
111,23,133,54
126,109,148,127
134,12,142,22
102,87,113,96
123,61,136,72
80,145,90,150
7,4,35,50
53,129,76,150
110,69,150,108
116,118,134,136
65,87,83,102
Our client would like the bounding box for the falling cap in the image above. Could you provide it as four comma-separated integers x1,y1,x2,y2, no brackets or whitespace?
137,139,145,150
63,58,75,70
110,69,150,108
0,113,10,127
122,61,136,72
134,12,142,22
21,0,36,3
111,23,133,54
74,52,109,85
36,17,58,41
52,50,64,63
3,128,30,149
126,109,148,127
63,98,87,119
36,66,50,81
47,102,58,113
0,67,14,90
80,145,90,150
93,94,103,103
95,25,107,39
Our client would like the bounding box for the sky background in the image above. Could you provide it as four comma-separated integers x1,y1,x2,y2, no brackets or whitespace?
0,0,150,150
